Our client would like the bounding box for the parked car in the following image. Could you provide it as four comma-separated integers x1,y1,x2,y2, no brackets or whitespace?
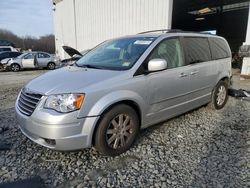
0,51,22,70
0,51,22,61
16,30,232,156
3,51,60,71
0,46,17,52
60,46,90,67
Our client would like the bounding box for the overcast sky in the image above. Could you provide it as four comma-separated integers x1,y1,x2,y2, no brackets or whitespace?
0,0,53,37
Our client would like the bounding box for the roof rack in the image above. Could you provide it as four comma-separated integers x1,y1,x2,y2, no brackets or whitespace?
137,29,215,35
200,31,215,35
137,29,183,34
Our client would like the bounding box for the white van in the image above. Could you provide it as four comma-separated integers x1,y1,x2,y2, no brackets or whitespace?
0,46,17,52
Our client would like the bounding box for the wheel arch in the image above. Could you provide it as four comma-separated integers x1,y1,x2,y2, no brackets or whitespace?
220,76,230,84
215,72,230,87
91,99,142,146
47,61,55,66
10,63,21,71
100,99,142,125
212,75,230,96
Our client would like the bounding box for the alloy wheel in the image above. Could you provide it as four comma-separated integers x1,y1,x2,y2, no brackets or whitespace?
216,85,226,106
12,64,19,72
48,63,55,70
106,114,133,149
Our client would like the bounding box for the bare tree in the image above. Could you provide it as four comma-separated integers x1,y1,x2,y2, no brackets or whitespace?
0,29,55,53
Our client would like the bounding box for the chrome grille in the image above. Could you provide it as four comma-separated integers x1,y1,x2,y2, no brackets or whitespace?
17,89,42,116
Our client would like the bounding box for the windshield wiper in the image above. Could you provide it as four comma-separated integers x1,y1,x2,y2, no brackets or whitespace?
79,64,104,69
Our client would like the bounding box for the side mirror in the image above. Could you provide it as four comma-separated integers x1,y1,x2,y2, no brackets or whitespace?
147,58,167,72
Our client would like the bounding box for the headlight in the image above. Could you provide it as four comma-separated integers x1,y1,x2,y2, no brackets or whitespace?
44,94,84,113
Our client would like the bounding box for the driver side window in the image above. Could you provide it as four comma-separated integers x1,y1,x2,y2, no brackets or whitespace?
149,38,184,69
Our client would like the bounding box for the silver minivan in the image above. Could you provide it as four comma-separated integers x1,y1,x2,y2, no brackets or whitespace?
15,30,231,156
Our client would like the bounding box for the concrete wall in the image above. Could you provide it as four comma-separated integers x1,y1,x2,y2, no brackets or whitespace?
53,0,173,58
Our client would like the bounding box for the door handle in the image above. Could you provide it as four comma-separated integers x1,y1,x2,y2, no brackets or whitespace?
190,71,199,75
179,72,188,78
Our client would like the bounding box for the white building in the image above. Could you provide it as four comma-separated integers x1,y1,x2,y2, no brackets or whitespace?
53,0,250,59
52,0,173,58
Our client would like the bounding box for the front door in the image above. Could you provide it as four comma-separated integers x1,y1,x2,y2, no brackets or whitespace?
144,37,193,124
22,53,35,68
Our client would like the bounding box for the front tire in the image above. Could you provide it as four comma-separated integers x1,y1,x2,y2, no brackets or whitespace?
47,62,56,70
210,80,228,110
11,64,20,72
94,104,139,156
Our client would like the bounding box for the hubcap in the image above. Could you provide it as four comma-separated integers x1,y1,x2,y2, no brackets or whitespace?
49,63,54,69
106,114,133,149
12,65,19,71
216,85,226,106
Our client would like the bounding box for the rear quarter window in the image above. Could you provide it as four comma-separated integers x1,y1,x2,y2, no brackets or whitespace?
184,37,211,64
209,37,231,60
38,53,50,58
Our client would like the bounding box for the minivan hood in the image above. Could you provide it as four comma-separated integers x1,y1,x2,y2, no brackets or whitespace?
25,66,123,95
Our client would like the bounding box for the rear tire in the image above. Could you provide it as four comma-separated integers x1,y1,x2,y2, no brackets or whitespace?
94,104,139,156
11,64,20,72
47,62,55,70
210,80,228,110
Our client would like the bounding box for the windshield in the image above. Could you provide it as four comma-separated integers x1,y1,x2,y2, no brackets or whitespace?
75,37,156,70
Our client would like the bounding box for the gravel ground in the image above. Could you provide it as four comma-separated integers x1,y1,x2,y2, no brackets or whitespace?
0,69,250,188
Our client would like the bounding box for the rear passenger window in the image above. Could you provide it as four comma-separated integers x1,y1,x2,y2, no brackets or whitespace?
148,38,184,69
209,38,231,59
184,37,211,64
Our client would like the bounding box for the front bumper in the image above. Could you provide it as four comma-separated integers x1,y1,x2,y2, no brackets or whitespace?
15,98,99,151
